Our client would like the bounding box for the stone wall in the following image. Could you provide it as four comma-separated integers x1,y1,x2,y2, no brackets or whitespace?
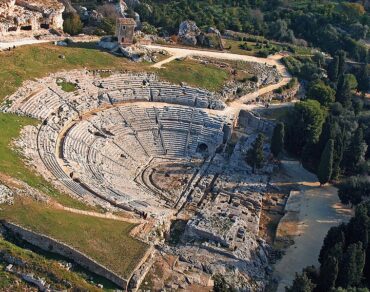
237,110,275,136
1,221,128,289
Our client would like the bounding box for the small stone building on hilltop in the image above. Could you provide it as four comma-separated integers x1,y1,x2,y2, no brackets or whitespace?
116,18,136,47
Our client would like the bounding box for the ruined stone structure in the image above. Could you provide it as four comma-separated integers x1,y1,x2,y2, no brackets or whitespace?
2,69,278,291
237,109,275,135
0,0,64,37
116,18,136,47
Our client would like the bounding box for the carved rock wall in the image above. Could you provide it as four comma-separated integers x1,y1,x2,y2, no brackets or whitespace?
0,0,64,37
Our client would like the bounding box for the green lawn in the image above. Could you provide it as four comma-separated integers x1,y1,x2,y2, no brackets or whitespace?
0,235,103,291
156,59,230,92
57,79,78,92
1,199,148,279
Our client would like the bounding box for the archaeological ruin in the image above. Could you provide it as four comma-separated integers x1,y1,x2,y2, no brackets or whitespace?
0,0,64,37
1,65,282,290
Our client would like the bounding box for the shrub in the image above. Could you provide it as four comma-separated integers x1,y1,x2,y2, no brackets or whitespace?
63,12,83,36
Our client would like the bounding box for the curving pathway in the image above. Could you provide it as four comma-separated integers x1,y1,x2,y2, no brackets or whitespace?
146,44,292,108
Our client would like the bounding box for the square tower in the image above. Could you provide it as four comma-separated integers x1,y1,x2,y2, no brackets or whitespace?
116,18,136,47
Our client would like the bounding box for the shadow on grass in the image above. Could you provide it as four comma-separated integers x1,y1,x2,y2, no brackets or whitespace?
66,41,102,51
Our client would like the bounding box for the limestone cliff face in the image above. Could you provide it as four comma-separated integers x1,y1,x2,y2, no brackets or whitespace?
0,0,65,37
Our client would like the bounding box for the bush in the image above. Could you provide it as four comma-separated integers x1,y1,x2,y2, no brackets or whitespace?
98,18,116,35
63,12,83,36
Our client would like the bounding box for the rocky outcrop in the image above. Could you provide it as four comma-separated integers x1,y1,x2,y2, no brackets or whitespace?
178,20,201,46
59,0,76,14
0,0,64,37
178,20,224,49
0,184,13,205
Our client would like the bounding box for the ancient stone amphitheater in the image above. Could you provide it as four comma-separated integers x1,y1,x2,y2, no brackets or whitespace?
3,70,276,290
4,71,235,213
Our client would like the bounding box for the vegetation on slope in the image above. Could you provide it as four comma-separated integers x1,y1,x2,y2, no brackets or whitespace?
0,199,148,279
137,0,369,62
0,43,146,102
0,113,93,209
0,236,103,291
0,43,231,103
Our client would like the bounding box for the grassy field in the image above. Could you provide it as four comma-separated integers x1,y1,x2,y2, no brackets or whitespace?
0,42,147,102
156,59,230,92
1,199,148,279
0,235,104,291
0,42,230,103
0,113,95,209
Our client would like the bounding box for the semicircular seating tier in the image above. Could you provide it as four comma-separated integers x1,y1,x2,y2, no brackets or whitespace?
3,70,232,215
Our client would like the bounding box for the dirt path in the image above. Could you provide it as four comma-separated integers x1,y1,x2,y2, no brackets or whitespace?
272,159,352,291
0,36,100,50
147,44,292,108
146,45,286,68
52,202,144,224
0,39,50,50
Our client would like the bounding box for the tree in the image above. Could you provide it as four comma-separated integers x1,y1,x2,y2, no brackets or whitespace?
98,18,116,35
63,12,83,36
285,100,326,156
342,127,368,174
338,242,365,288
346,204,369,247
328,55,339,83
317,139,334,185
307,80,336,107
357,64,369,95
337,51,347,78
318,255,338,291
286,272,315,292
338,176,370,206
319,226,346,265
246,133,265,172
336,74,357,107
271,122,284,158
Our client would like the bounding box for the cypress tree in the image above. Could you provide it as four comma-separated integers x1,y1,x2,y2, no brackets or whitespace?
338,242,365,288
332,131,345,180
317,139,334,185
347,204,369,247
246,133,265,173
357,64,369,95
336,75,351,107
271,122,284,158
318,255,338,292
319,227,345,265
328,55,339,83
342,127,368,174
337,51,347,78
